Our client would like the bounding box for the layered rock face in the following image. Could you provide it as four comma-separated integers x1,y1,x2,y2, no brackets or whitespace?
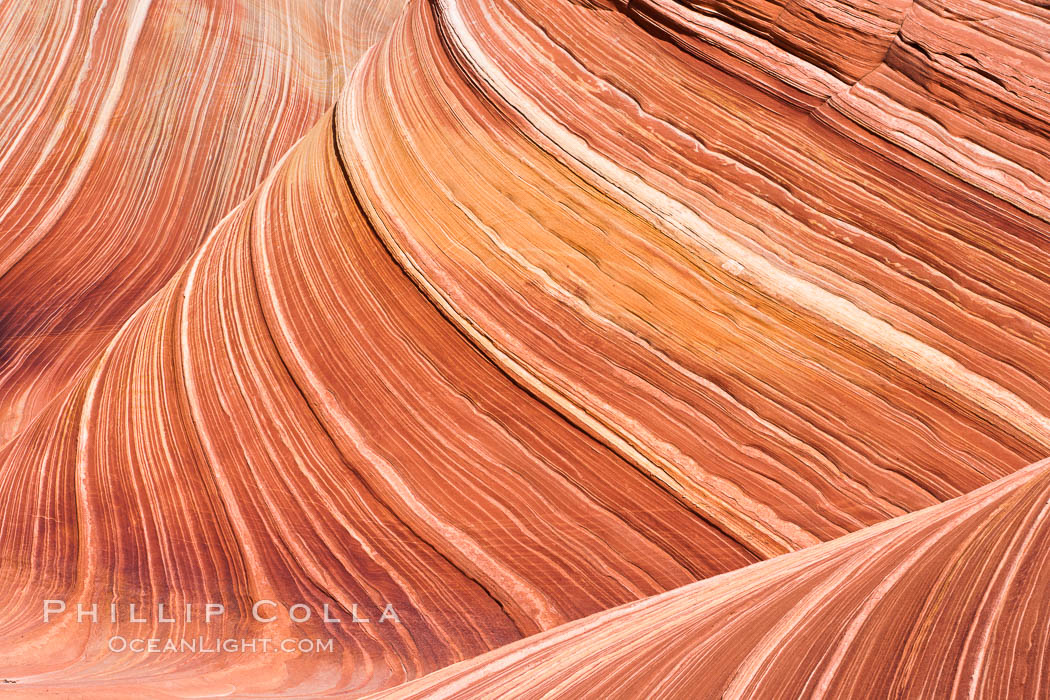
1,0,1048,697
0,0,405,444
377,456,1050,699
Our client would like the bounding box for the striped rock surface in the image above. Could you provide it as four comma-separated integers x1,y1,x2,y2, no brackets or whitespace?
376,456,1050,699
1,0,1048,696
0,0,404,445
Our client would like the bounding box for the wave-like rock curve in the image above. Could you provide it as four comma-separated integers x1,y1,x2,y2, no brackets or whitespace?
1,0,1049,695
377,456,1050,698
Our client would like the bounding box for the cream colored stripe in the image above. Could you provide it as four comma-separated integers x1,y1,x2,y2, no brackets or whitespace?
437,0,1050,453
251,142,561,631
0,0,153,278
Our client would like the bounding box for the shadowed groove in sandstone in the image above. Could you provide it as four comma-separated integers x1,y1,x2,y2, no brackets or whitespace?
372,456,1050,699
0,98,757,697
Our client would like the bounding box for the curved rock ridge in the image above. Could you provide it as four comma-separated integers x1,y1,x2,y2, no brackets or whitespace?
338,0,1050,557
0,0,1048,696
375,455,1050,698
631,0,1050,217
0,0,405,445
0,97,755,699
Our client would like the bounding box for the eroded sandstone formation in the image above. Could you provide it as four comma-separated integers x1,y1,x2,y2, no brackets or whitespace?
376,456,1050,698
0,0,405,445
1,0,1048,696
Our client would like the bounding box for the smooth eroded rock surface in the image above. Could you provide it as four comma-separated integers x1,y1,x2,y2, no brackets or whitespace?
1,0,1048,696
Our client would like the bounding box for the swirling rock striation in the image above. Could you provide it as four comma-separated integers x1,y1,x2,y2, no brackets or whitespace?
342,0,1050,555
0,0,1048,696
377,456,1050,698
0,71,755,700
0,0,405,445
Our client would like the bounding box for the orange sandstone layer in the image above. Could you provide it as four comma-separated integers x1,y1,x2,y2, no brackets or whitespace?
0,0,405,444
0,100,754,699
0,0,1048,695
377,456,1050,699
341,0,1050,557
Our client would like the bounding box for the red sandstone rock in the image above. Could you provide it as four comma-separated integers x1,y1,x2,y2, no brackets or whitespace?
377,456,1050,698
0,0,1048,695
